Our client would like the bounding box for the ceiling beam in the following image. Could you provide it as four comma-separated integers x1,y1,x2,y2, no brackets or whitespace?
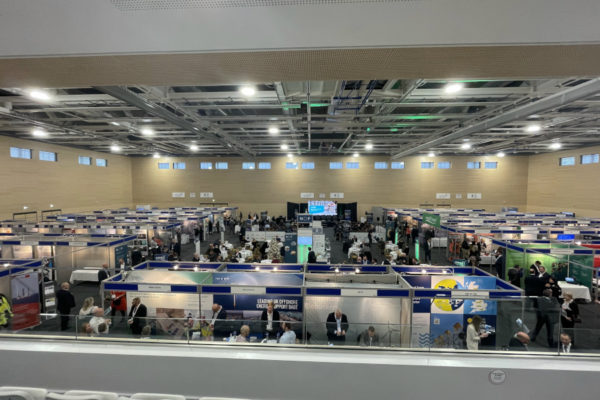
391,78,600,159
94,86,255,158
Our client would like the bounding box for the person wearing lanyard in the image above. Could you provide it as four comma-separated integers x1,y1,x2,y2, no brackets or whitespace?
326,309,349,343
261,300,280,339
210,303,228,340
128,297,147,336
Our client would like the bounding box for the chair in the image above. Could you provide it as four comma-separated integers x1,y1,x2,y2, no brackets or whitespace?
0,387,47,400
65,391,119,400
131,394,186,400
0,389,35,400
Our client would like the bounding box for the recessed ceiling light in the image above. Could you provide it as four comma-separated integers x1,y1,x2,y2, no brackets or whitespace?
23,206,28,210
444,82,464,94
427,152,435,157
110,121,120,126
240,86,256,97
27,89,52,101
140,127,154,136
287,153,293,158
268,126,280,135
142,119,153,122
497,151,506,158
460,143,472,150
353,152,359,157
32,128,48,137
153,153,160,158
189,144,199,151
365,143,373,150
526,124,542,133
110,144,121,152
549,142,562,150
281,144,289,150
49,204,54,208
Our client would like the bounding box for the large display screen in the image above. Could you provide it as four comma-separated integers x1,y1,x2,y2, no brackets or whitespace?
308,201,337,216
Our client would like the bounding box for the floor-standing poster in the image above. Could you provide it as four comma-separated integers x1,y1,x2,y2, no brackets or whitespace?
10,272,40,330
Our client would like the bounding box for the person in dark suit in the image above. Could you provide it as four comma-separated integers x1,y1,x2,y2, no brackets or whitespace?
530,260,542,275
507,331,530,351
307,247,317,264
128,297,148,336
260,300,280,338
538,266,550,282
131,248,143,266
530,289,559,348
358,326,380,347
97,264,110,282
56,282,76,331
494,250,505,280
507,264,523,287
524,268,545,296
560,332,574,354
326,309,349,343
210,303,228,340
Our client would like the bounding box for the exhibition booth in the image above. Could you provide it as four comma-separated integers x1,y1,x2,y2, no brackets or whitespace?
0,233,135,284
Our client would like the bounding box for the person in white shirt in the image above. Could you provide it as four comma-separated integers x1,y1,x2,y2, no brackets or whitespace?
78,297,95,316
88,307,110,335
466,315,488,351
278,322,296,344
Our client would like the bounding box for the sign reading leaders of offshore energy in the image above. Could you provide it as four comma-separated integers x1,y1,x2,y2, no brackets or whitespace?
405,275,497,348
422,213,441,228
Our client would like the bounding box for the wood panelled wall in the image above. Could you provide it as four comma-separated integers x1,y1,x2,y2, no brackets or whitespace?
2,133,598,219
130,155,529,217
0,135,133,220
527,145,600,217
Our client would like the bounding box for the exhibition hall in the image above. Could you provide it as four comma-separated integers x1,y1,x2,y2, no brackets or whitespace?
1,1,600,400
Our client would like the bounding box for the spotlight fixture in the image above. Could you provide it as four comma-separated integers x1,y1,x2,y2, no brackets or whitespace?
287,153,293,158
140,127,154,136
268,126,280,135
32,128,48,138
549,142,562,150
460,143,472,150
427,152,435,157
110,121,120,126
153,153,160,158
255,266,261,271
365,143,373,151
444,82,464,94
525,124,541,133
193,266,199,272
27,89,52,101
334,267,340,273
497,151,506,158
355,268,360,273
281,144,289,150
110,144,121,152
189,144,199,151
240,86,256,97
173,264,179,270
352,152,359,157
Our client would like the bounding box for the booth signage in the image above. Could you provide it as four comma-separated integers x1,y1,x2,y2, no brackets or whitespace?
340,289,377,297
300,192,314,199
69,241,88,247
550,248,574,255
21,241,39,246
200,192,213,198
138,284,171,292
422,213,441,227
172,192,186,198
231,286,266,295
452,290,489,299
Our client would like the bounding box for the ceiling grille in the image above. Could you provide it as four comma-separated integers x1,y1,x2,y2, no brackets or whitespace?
110,0,418,11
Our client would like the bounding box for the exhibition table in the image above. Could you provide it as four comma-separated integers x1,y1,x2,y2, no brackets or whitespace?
558,281,592,302
69,268,101,284
479,254,496,265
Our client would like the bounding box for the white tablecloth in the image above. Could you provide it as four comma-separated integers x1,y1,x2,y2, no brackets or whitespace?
479,254,497,265
69,269,100,284
558,281,592,302
348,247,362,258
238,249,252,260
385,243,399,252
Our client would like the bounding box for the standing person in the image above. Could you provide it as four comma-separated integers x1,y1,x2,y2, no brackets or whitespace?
260,300,280,339
460,236,470,260
210,303,228,340
411,225,419,245
524,268,545,297
530,289,559,348
507,264,523,288
538,266,550,282
530,260,542,275
307,247,317,264
326,309,349,343
97,264,110,282
117,258,126,274
110,290,127,322
423,237,432,264
56,282,76,331
494,249,505,280
128,297,147,336
561,292,579,341
208,219,213,235
466,315,489,351
368,231,373,247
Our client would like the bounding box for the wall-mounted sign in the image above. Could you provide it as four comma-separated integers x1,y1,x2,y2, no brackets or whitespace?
172,192,185,198
189,192,196,198
319,193,326,198
300,192,314,199
455,194,463,199
330,192,344,199
467,193,482,200
436,193,451,199
199,192,214,198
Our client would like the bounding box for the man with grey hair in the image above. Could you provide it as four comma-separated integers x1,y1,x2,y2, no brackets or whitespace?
326,308,349,343
56,282,75,331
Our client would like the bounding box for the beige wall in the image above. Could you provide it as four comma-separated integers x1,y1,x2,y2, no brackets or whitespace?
527,145,600,217
4,133,598,219
131,155,529,217
0,135,133,219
